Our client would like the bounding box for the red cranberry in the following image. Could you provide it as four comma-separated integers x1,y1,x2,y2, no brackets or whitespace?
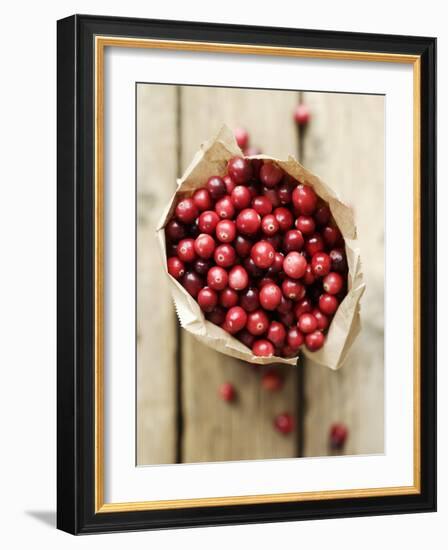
319,293,339,315
262,187,281,208
329,248,348,273
305,233,325,256
292,184,318,215
274,412,294,434
231,185,252,210
228,265,249,291
214,243,236,267
252,339,275,357
273,207,294,231
261,214,280,236
261,370,283,391
250,157,263,178
207,266,228,290
193,188,212,211
197,287,218,312
251,241,275,269
167,256,185,279
165,219,187,242
287,326,304,350
267,321,286,347
206,176,227,199
237,329,256,349
243,257,263,278
235,235,253,258
247,182,260,199
277,295,293,314
295,215,316,235
236,208,261,236
281,345,297,358
259,282,282,310
312,308,330,330
277,180,294,204
247,309,269,336
215,196,235,219
283,229,304,253
166,243,178,257
258,277,276,289
225,306,247,334
293,103,310,125
206,305,226,325
282,278,306,301
314,204,331,226
175,198,199,224
219,382,236,402
293,298,312,320
240,287,260,312
284,252,307,279
322,225,343,248
228,157,253,184
219,288,239,308
234,127,249,149
330,422,349,449
177,238,196,263
279,311,296,328
194,258,212,275
298,313,318,334
302,264,316,286
252,195,273,216
181,271,203,298
194,234,215,259
198,210,219,234
223,175,236,195
311,252,331,277
259,162,284,188
188,220,201,239
265,234,282,250
323,272,344,295
216,219,236,243
266,252,284,275
305,330,325,351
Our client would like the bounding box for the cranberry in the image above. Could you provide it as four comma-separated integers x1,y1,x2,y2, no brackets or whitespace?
215,196,235,219
329,248,348,273
206,176,227,199
240,287,260,312
175,198,199,224
236,208,261,236
330,422,349,449
225,306,247,334
323,272,344,295
305,330,325,351
305,233,325,256
181,271,203,298
206,305,226,325
228,157,253,184
277,180,294,204
251,240,275,269
283,229,304,253
166,243,178,257
194,258,212,275
231,185,252,210
261,370,283,391
312,308,330,330
234,235,253,258
228,265,249,291
197,287,218,312
262,187,281,208
250,157,263,178
311,252,331,277
247,309,269,336
188,220,200,239
194,233,215,259
279,311,296,327
293,103,311,125
243,257,263,278
214,243,236,267
319,293,339,315
287,326,304,350
314,204,331,226
277,295,293,314
216,219,236,243
259,282,282,310
198,210,219,234
266,252,284,275
261,214,280,236
237,329,256,349
165,219,187,242
295,215,316,235
177,238,196,263
265,234,282,251
274,412,294,434
292,184,317,215
281,345,297,358
293,298,313,320
219,287,239,308
247,182,260,199
322,225,341,248
273,207,294,231
282,278,306,301
234,127,249,149
167,256,185,279
284,252,307,279
298,313,318,334
252,339,275,357
219,382,236,402
259,162,284,188
192,188,212,211
302,264,316,286
207,266,228,290
258,276,276,288
267,321,286,347
252,195,273,216
223,175,236,194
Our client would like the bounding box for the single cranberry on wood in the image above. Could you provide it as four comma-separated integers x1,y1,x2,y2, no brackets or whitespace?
261,370,283,391
274,412,294,434
329,422,349,450
293,103,311,126
219,382,236,402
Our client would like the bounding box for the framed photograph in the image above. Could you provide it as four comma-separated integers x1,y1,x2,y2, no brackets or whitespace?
57,14,436,534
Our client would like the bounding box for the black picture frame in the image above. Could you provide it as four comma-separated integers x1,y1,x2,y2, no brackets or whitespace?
57,14,436,534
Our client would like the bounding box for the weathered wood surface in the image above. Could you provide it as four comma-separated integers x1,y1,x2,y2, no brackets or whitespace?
180,86,302,462
136,85,179,465
301,92,385,456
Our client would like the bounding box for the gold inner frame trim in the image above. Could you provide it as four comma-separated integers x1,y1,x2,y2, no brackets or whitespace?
94,35,421,513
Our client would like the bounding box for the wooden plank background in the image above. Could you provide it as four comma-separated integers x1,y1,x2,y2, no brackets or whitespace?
136,84,384,465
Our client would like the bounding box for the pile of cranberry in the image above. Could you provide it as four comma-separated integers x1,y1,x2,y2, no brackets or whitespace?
165,156,348,359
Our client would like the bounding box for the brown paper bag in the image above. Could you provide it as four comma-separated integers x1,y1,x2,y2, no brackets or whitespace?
156,126,365,369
